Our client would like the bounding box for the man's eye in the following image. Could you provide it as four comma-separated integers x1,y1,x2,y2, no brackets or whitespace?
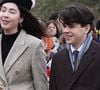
63,24,67,27
68,24,75,28
69,25,74,28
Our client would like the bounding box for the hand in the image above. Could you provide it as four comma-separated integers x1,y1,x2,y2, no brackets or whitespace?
0,81,4,90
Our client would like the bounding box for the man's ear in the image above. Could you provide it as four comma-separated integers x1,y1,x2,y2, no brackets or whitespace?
84,24,91,33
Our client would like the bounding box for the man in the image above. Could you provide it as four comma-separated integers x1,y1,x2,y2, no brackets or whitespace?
49,3,100,90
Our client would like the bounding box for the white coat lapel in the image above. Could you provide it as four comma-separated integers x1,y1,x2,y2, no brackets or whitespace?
0,35,7,83
4,30,28,75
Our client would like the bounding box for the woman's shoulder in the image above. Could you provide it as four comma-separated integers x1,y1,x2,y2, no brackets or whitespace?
26,34,42,44
20,30,42,47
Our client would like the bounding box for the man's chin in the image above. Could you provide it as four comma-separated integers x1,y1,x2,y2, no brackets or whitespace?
66,40,72,44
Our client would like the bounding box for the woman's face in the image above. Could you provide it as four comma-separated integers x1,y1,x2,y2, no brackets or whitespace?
46,23,57,37
0,2,23,34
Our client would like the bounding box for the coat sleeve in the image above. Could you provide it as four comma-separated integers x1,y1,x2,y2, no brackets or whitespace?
49,56,57,90
31,41,48,90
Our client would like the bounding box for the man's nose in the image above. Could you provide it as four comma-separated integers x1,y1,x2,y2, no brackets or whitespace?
62,26,70,33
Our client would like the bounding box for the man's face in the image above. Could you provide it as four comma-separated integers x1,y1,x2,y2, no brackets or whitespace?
62,23,90,48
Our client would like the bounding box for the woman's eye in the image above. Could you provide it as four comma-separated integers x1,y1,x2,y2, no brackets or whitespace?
10,10,16,14
0,8,6,12
10,11,15,14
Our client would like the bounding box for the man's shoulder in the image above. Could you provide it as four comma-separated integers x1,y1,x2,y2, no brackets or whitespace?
92,40,100,49
53,48,68,59
88,40,100,53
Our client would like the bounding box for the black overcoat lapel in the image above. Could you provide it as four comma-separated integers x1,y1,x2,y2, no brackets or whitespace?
70,41,96,87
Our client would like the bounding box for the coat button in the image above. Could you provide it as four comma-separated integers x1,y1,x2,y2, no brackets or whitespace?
15,71,20,75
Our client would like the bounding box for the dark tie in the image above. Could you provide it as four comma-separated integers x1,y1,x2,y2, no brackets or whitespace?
73,50,79,71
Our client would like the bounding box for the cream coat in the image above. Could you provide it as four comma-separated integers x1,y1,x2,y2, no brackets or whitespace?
0,30,48,90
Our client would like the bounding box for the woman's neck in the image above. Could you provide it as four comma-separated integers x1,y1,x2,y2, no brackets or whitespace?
3,28,18,35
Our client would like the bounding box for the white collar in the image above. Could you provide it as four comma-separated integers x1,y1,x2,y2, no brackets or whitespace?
71,43,84,53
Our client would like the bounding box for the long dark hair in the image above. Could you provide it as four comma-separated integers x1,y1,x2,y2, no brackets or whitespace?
17,5,44,39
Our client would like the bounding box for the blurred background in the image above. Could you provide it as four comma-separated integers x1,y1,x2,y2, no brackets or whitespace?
32,0,100,20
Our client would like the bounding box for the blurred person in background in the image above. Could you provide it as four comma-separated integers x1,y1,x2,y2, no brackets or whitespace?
42,20,60,80
43,20,60,62
95,19,100,42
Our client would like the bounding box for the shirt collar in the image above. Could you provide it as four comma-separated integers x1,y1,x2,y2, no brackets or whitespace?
71,43,84,53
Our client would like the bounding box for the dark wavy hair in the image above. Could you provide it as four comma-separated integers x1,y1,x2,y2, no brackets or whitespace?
59,3,94,32
18,5,44,39
46,20,60,38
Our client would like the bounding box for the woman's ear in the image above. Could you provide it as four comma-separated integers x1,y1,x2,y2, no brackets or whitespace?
18,17,24,27
19,17,24,23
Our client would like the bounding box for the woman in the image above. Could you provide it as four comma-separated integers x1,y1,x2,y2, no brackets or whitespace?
42,20,60,81
43,20,60,61
0,0,48,90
